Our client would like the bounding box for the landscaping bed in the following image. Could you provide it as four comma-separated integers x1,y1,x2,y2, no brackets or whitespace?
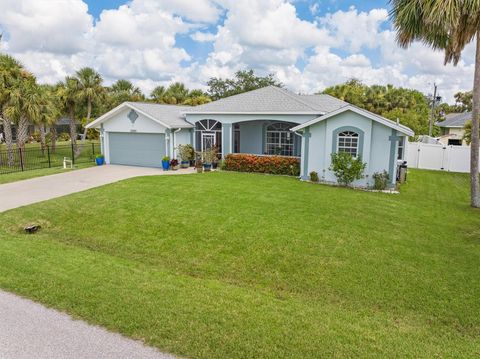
0,170,479,358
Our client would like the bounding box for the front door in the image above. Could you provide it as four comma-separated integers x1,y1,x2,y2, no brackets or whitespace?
201,132,216,152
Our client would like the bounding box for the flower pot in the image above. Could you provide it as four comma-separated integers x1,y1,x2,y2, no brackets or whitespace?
212,162,218,169
181,160,190,168
162,160,170,171
95,157,104,166
203,163,212,172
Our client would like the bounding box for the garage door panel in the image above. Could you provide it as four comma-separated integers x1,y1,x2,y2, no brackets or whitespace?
109,132,165,167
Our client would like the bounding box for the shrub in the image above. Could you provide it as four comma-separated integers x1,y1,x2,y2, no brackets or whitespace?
170,159,179,167
201,146,219,164
372,170,390,190
162,156,170,162
223,154,300,176
329,152,366,187
58,132,71,142
177,144,195,162
95,154,104,160
309,171,319,182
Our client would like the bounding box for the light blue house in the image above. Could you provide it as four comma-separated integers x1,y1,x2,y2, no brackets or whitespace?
87,86,414,187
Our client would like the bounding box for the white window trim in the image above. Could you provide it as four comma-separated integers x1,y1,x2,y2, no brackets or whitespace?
336,131,359,158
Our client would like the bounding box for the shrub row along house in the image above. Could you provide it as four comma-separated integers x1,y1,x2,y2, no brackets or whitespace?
87,86,414,187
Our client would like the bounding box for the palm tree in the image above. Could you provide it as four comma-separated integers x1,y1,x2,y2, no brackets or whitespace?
37,84,60,153
164,82,189,104
74,67,104,142
109,79,144,107
57,77,79,146
0,54,23,165
390,0,480,208
3,73,42,151
150,85,167,103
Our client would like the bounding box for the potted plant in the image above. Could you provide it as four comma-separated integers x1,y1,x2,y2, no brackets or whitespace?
95,154,104,166
177,144,194,168
162,156,170,170
202,146,217,172
170,158,179,170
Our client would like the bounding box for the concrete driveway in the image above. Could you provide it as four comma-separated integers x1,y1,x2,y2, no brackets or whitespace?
0,290,175,359
0,164,195,212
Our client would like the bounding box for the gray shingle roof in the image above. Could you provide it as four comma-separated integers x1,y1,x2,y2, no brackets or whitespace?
127,102,193,128
299,94,349,113
184,86,346,114
437,112,471,128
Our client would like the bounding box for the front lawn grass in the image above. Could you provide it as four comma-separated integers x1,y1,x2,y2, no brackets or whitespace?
0,162,95,184
0,170,479,358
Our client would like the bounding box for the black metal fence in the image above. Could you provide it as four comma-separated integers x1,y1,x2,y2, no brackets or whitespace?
0,142,99,175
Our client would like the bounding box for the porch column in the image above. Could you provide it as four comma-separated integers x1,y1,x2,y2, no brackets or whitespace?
388,129,400,186
301,127,311,180
221,123,233,158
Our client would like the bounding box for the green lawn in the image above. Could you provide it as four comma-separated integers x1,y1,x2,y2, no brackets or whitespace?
0,162,95,184
0,170,479,358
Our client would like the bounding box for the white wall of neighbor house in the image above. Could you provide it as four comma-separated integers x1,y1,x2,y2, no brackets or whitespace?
304,110,399,187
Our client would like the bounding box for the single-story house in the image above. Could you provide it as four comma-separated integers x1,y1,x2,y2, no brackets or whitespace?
87,86,414,187
436,112,471,146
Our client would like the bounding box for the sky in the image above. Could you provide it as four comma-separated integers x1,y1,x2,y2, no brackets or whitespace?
0,0,476,103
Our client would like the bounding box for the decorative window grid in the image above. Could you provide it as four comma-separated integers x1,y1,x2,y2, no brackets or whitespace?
337,131,359,157
265,122,294,156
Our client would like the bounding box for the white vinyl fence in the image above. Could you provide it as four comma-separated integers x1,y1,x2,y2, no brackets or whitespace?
407,142,479,173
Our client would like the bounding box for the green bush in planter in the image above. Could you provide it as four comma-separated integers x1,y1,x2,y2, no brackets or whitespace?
309,171,319,182
372,170,389,190
329,152,366,187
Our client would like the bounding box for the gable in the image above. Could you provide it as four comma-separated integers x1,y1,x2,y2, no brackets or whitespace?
291,106,414,136
102,107,167,133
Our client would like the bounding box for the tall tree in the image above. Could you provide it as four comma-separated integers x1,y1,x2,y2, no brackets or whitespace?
207,69,282,100
0,54,23,165
74,67,104,142
323,80,431,135
163,82,189,104
150,85,166,103
390,0,480,207
57,77,79,146
3,71,42,151
37,84,60,153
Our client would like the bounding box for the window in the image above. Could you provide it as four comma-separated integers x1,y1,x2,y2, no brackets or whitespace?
265,122,294,156
337,131,359,157
397,136,405,160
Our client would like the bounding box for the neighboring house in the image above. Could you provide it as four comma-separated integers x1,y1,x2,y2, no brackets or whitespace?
87,86,414,187
55,117,82,135
436,112,471,146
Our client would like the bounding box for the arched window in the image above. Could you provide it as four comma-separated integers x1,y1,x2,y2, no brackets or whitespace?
337,131,359,157
265,122,294,156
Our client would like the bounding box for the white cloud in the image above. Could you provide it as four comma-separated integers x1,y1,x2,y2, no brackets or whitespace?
191,31,216,42
0,0,475,103
0,0,92,54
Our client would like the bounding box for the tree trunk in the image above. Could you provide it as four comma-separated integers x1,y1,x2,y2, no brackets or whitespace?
50,126,57,153
16,116,29,150
2,117,14,166
39,123,46,155
68,106,77,146
81,98,92,144
471,32,480,208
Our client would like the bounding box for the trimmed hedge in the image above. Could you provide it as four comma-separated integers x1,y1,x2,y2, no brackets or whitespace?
223,154,300,176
